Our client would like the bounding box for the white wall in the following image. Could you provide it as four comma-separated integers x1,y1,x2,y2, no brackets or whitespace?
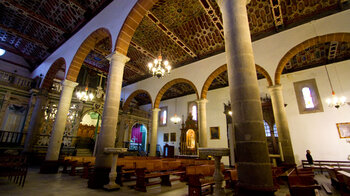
143,59,350,166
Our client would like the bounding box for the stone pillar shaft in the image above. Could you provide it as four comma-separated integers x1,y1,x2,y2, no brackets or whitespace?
95,51,129,168
46,80,78,160
197,99,208,147
268,85,295,164
149,108,160,156
217,0,274,192
116,116,126,148
24,92,47,153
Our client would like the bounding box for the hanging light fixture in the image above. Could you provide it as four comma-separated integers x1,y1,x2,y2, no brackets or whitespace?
147,52,171,78
76,76,94,102
325,65,346,109
170,98,181,124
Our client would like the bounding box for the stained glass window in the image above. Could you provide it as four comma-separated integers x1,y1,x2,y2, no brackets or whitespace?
159,107,167,126
273,124,278,137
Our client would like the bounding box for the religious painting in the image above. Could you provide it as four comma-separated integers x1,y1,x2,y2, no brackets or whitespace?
336,122,350,138
186,129,195,149
170,132,176,142
163,133,169,142
210,127,220,139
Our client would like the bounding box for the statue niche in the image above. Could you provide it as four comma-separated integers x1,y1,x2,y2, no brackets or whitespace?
180,113,198,155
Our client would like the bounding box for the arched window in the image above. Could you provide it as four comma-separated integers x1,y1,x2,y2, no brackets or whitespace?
273,124,278,137
186,129,195,149
302,87,315,109
264,120,271,137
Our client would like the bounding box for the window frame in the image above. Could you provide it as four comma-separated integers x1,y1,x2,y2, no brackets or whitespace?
293,78,323,114
187,101,198,121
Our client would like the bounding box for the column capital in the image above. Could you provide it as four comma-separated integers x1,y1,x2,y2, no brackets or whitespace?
216,0,251,6
196,98,208,104
152,108,161,112
61,79,78,88
106,51,130,64
268,84,283,92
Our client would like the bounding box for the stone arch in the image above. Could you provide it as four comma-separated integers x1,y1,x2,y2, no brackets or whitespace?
123,89,153,111
66,28,112,82
154,78,199,108
201,64,273,99
114,0,159,55
41,57,66,90
275,33,350,85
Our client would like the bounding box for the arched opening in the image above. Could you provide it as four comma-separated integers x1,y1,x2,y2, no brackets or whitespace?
201,64,273,99
66,28,112,82
275,33,350,85
123,90,152,111
41,57,66,90
129,123,148,152
154,78,199,108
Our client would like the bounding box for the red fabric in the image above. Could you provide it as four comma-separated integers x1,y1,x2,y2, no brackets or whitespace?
131,126,142,144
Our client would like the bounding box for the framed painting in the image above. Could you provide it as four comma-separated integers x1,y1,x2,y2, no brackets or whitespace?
210,126,220,140
163,133,169,142
170,132,176,142
336,122,350,138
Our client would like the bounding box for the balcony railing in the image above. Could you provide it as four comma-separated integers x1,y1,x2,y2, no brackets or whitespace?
0,70,33,90
0,130,25,146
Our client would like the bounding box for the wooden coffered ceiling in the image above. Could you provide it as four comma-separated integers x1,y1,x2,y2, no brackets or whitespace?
1,0,350,105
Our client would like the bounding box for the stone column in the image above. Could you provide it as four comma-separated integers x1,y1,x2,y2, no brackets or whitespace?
197,99,208,147
116,115,126,148
268,84,295,164
149,108,160,156
23,90,47,153
217,0,274,194
45,80,78,161
95,51,129,168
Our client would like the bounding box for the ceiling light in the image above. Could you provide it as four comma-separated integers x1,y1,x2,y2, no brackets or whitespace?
147,53,171,78
0,48,5,56
325,65,347,109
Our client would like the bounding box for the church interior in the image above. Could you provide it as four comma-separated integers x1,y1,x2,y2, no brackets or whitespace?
1,0,350,195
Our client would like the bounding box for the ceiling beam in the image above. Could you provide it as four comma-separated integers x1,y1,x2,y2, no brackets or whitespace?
198,0,224,38
0,0,66,34
328,41,338,60
215,75,227,85
0,42,38,62
169,87,183,95
0,58,31,71
269,0,284,29
130,41,155,59
62,0,87,11
0,24,49,49
125,62,146,76
146,11,197,58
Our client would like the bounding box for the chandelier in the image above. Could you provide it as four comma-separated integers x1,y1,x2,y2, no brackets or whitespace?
76,86,94,102
147,54,171,78
325,65,346,109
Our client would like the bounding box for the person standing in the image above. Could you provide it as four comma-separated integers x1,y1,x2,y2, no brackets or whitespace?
306,150,313,165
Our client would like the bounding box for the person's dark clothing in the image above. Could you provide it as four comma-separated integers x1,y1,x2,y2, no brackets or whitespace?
306,153,313,164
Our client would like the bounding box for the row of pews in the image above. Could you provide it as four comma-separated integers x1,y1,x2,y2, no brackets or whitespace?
325,165,350,194
0,155,28,187
61,155,238,195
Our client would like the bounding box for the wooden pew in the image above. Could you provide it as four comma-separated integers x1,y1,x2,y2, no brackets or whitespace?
0,155,28,187
134,159,184,192
187,164,226,196
287,168,321,196
338,170,350,192
302,160,350,173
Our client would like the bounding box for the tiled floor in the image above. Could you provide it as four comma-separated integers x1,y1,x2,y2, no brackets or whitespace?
0,167,343,196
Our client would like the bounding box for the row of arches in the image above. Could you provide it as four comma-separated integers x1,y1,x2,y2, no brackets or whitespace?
40,31,350,100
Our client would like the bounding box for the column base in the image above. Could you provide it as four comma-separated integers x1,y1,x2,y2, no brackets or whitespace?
236,183,276,196
88,167,111,189
40,160,59,174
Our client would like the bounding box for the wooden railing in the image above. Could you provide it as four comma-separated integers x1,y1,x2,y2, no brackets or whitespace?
302,160,350,173
0,130,25,146
0,70,33,90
